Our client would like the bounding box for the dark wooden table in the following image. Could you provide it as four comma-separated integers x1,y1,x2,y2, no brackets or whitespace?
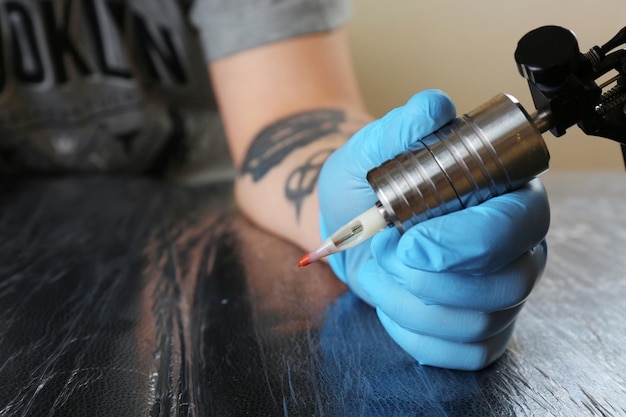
0,172,625,416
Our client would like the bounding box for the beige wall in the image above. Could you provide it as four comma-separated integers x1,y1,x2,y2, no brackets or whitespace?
347,0,626,171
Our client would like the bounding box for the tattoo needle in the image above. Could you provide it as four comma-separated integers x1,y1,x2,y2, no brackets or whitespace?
297,204,389,267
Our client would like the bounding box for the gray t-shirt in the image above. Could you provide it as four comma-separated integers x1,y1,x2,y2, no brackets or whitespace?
0,0,350,182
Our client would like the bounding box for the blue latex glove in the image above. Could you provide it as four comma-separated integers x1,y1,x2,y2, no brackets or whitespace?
318,89,550,371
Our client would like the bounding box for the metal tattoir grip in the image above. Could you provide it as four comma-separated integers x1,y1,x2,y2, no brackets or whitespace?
366,93,551,233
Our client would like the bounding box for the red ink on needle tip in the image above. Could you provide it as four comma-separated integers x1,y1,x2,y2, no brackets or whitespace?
297,254,311,267
297,237,340,267
297,206,389,270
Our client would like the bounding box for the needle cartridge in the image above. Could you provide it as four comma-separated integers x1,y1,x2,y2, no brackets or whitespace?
297,204,389,267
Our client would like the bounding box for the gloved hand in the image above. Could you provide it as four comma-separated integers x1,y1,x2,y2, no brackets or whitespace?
318,89,550,371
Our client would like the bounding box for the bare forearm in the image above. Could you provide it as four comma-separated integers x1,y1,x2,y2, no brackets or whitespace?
208,29,368,251
235,107,371,251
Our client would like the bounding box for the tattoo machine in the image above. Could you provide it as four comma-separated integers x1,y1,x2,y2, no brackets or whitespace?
299,25,626,266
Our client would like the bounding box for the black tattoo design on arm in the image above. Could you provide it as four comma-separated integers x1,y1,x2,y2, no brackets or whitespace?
239,109,345,181
240,108,365,221
285,148,335,221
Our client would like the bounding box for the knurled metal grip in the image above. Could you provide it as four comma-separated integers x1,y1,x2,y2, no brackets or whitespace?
366,93,550,233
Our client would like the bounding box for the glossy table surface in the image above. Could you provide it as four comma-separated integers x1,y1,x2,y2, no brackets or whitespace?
0,172,625,416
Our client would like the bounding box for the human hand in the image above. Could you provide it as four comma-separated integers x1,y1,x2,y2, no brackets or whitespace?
318,89,457,301
318,90,550,370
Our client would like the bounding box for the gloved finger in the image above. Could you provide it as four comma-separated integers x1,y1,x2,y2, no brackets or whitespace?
359,265,524,342
396,178,550,273
370,229,547,311
377,309,516,371
334,89,457,178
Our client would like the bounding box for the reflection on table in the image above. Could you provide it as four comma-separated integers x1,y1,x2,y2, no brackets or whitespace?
0,172,624,416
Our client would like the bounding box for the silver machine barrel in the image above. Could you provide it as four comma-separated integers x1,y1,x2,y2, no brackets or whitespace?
366,93,550,232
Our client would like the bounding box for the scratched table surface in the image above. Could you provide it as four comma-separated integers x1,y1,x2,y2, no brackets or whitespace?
0,172,625,416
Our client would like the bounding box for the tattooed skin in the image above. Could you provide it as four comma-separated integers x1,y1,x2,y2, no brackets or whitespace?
285,148,334,220
240,109,345,181
240,108,364,220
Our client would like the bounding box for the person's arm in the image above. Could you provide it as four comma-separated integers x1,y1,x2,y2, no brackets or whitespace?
209,24,550,371
210,28,370,252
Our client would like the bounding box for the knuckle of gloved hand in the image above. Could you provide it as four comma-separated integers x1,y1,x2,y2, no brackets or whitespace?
418,328,514,371
379,309,512,371
388,303,519,344
491,243,548,309
512,254,545,301
405,335,499,371
434,309,514,344
417,347,492,371
473,307,521,342
462,255,543,312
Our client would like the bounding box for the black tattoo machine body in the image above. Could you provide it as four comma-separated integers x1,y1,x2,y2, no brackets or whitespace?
300,25,626,266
